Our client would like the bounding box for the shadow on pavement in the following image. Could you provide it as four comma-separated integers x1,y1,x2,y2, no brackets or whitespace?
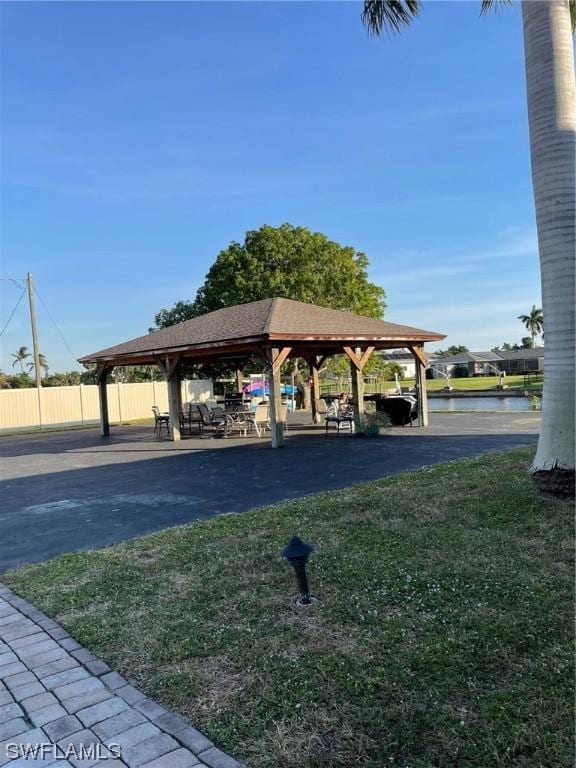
1,423,538,572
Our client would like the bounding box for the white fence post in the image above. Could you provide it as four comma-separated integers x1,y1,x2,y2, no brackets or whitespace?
117,382,123,425
79,384,85,426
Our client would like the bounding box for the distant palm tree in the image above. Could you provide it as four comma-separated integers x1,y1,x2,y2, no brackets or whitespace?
27,353,49,378
518,305,544,347
361,0,575,498
11,346,30,374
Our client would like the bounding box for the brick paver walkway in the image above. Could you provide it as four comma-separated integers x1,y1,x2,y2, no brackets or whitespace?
0,584,245,768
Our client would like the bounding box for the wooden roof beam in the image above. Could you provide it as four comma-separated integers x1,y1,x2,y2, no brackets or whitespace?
154,353,182,381
342,345,376,371
272,346,292,375
408,344,427,368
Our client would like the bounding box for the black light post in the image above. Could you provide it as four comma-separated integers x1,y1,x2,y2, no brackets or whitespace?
282,536,315,605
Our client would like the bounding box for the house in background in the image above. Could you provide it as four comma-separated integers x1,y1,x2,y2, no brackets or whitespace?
379,349,440,379
429,350,503,378
429,348,544,378
495,347,544,373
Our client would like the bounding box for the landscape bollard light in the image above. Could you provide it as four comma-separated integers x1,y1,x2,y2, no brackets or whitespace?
282,536,315,605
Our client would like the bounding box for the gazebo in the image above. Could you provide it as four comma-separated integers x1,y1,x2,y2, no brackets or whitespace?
79,298,445,447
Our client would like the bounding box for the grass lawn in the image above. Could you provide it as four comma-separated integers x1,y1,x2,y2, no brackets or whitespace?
400,375,543,392
5,447,573,768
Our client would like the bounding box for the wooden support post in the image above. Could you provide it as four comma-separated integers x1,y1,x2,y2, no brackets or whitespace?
411,344,429,427
343,346,375,433
306,356,321,424
96,365,111,437
168,375,181,441
235,368,244,394
309,354,331,423
156,354,183,441
269,347,290,447
349,349,364,434
310,361,321,424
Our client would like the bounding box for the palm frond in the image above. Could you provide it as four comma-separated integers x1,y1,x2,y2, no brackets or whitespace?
480,0,512,17
483,0,574,32
362,0,420,36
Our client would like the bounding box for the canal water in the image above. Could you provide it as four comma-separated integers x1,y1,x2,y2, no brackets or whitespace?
429,396,533,412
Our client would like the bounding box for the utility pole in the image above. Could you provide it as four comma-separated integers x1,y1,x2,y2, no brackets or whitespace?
27,272,42,388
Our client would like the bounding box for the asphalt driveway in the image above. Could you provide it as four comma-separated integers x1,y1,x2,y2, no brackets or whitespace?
0,412,539,571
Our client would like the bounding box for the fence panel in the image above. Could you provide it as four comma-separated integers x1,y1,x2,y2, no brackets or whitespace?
119,382,168,421
0,379,199,433
41,386,83,427
0,389,41,430
79,385,100,424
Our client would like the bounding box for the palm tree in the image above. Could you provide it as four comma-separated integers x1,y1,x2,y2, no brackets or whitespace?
11,346,30,374
361,0,575,499
27,353,49,378
518,305,544,347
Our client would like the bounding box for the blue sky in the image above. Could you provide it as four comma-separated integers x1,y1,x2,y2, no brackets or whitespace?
1,1,541,373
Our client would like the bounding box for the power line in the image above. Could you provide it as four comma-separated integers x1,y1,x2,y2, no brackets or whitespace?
0,277,26,290
0,287,26,338
33,285,79,363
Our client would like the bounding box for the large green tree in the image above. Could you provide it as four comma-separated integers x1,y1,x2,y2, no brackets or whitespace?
361,0,575,498
152,223,385,330
152,223,385,408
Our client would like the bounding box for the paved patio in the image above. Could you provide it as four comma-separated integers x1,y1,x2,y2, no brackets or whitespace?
0,412,539,572
0,583,243,767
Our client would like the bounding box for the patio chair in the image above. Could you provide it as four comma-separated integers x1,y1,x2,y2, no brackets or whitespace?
188,403,204,433
247,403,270,437
225,410,249,436
152,406,170,437
196,403,229,435
315,398,354,436
179,403,193,435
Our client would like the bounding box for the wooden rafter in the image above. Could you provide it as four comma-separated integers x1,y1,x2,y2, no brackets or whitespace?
342,345,376,371
84,339,441,370
272,346,292,375
409,344,427,368
154,353,182,380
359,346,375,370
96,363,111,384
342,346,359,368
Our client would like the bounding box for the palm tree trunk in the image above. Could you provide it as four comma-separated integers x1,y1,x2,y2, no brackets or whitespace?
522,0,575,497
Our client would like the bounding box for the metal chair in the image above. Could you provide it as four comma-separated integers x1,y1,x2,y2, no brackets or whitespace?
226,410,249,436
179,403,193,435
152,406,170,437
188,403,204,433
315,398,354,435
196,403,229,435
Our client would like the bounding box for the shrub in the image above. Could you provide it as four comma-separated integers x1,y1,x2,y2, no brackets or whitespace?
357,411,391,437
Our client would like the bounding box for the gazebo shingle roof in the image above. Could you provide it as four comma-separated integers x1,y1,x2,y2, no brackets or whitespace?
79,298,444,365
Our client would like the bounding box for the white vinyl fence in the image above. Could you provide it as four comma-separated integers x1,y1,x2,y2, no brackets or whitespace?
0,380,214,434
